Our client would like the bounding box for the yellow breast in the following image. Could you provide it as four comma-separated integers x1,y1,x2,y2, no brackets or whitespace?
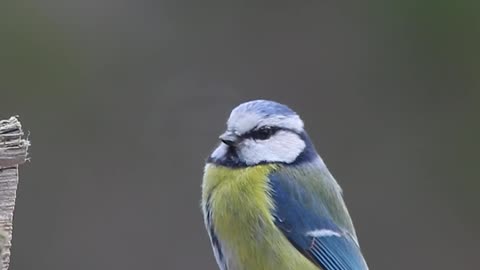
202,164,319,270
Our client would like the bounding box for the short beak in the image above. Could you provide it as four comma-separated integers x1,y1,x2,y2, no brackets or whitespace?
219,131,239,146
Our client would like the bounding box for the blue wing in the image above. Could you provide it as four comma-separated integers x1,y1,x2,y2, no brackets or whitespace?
269,172,368,270
204,199,228,270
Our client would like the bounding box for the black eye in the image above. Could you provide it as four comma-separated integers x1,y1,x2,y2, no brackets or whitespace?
251,127,277,140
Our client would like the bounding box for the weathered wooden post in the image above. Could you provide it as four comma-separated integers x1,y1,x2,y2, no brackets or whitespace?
0,117,29,270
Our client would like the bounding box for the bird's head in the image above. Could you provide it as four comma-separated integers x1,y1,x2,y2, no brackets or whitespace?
208,100,317,167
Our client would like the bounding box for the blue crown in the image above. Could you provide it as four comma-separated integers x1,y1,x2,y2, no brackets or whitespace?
233,100,297,117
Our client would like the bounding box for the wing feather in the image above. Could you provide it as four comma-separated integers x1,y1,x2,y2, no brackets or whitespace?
204,199,228,270
269,170,368,270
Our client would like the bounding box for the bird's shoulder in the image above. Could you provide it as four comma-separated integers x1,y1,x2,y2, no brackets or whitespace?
270,160,355,235
267,160,369,270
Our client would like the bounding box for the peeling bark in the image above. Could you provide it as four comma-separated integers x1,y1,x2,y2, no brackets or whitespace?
0,117,29,270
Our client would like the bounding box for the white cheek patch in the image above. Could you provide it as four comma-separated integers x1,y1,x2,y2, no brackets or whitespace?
237,131,306,165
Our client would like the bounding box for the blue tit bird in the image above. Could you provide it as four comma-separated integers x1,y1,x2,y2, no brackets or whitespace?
202,100,369,270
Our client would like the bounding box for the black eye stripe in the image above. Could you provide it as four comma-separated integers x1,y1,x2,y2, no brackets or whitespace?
243,126,281,140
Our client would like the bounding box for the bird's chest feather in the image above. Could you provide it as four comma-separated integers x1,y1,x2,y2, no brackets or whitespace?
203,164,277,242
202,164,318,270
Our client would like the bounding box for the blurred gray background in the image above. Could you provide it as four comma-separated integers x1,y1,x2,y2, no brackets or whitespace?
1,1,479,269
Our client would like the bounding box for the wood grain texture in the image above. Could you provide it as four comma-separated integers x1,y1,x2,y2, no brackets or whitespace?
0,117,29,270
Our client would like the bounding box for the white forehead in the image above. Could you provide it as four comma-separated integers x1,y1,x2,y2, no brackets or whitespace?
226,111,304,135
